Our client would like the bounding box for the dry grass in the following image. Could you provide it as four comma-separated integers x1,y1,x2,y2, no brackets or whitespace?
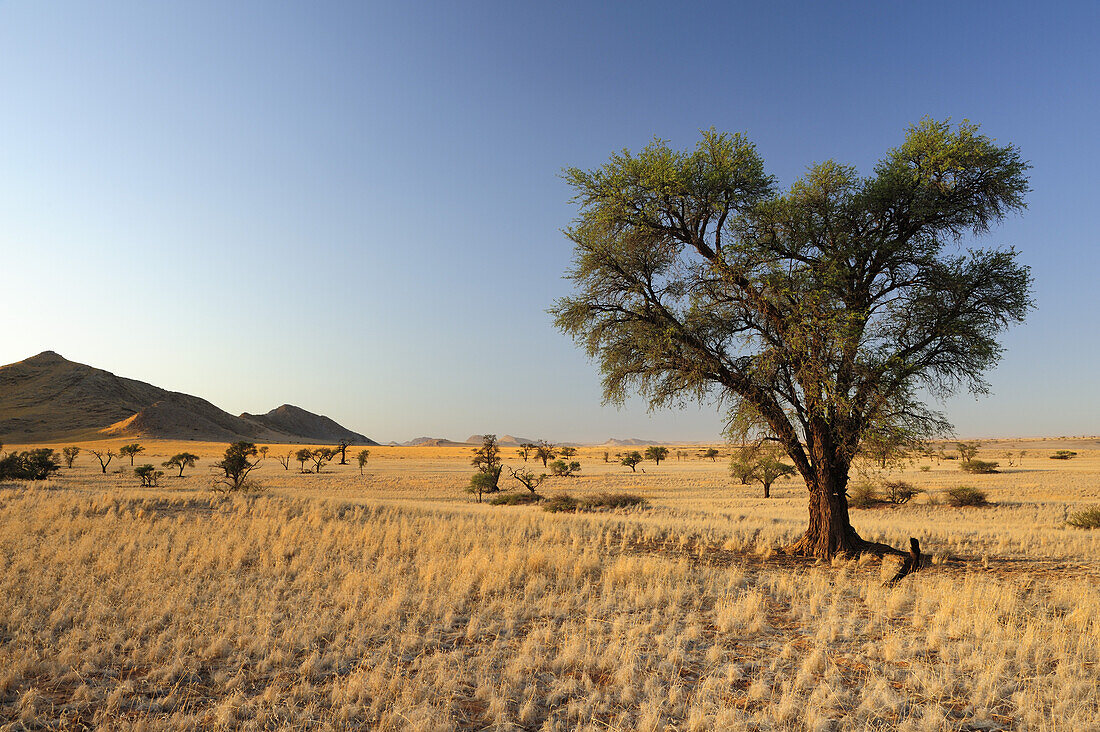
1,439,1099,729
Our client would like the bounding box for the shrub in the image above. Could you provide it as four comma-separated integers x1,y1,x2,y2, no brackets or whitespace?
542,492,649,513
0,449,62,481
848,483,881,508
960,459,999,474
489,492,543,506
883,480,922,505
549,460,581,477
945,486,989,507
541,494,579,513
213,442,263,493
1067,507,1100,529
583,492,648,510
134,464,164,487
1050,450,1078,460
919,465,931,472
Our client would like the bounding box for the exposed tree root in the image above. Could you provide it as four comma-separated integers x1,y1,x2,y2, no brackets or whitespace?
782,529,907,559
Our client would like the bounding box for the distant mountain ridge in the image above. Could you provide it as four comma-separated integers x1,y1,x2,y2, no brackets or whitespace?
0,351,376,444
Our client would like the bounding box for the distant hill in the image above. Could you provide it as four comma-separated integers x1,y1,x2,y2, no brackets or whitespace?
603,437,667,446
0,351,376,444
241,405,374,445
398,437,466,447
466,434,538,446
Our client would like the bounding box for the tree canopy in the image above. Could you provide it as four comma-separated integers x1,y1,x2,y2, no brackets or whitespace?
553,119,1032,558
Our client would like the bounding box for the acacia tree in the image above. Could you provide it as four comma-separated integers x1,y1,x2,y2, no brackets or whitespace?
357,449,370,475
469,434,503,502
621,451,643,472
295,448,313,472
119,443,145,466
62,446,81,468
335,440,351,465
553,120,1032,558
534,441,556,467
644,445,669,465
213,442,262,493
517,442,536,462
163,452,199,477
310,448,336,474
89,449,116,474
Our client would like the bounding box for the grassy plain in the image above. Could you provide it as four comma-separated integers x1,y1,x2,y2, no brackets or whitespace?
1,438,1099,730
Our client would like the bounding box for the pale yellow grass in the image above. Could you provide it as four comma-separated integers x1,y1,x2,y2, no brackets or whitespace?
0,440,1098,729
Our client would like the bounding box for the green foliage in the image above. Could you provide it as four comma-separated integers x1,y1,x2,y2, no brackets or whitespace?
213,442,262,493
728,447,758,485
134,464,163,487
945,486,989,507
1066,507,1100,529
702,449,720,462
542,492,649,513
549,460,581,477
559,446,577,459
644,446,669,465
119,443,145,466
468,435,504,501
551,121,1031,555
489,492,543,506
620,451,643,471
960,459,999,474
295,448,313,471
310,448,336,474
163,452,199,477
61,446,81,468
956,441,981,462
467,468,503,500
357,449,371,474
1050,450,1077,460
0,449,61,481
534,441,556,467
517,442,536,462
508,466,547,492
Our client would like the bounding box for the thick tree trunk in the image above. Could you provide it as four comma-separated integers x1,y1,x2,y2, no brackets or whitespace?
763,483,770,499
783,434,903,559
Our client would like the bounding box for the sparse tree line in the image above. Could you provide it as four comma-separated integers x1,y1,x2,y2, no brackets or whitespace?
0,438,372,491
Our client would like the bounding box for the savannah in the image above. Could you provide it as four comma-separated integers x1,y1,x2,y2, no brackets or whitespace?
1,437,1098,730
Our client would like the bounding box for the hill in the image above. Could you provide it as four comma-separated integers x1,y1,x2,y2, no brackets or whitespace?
0,351,375,444
465,434,538,446
241,405,374,445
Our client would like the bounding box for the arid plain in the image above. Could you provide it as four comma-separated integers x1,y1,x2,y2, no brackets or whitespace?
1,438,1099,730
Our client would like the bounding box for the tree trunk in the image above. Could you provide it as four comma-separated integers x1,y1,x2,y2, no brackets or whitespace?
763,482,770,499
783,444,902,559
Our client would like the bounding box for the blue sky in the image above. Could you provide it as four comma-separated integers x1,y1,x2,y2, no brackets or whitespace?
1,1,1096,442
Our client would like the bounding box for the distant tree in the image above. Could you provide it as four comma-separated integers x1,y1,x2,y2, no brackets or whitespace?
517,443,536,462
603,450,610,463
534,441,557,467
295,448,313,472
676,450,688,461
956,441,981,463
861,425,922,470
212,442,262,493
134,464,163,487
1050,450,1077,460
357,449,370,474
119,443,145,466
61,446,81,468
508,465,547,493
621,451,643,472
755,447,796,498
644,446,669,465
729,446,760,485
702,448,720,462
335,439,351,465
0,449,61,480
559,446,578,460
276,451,292,470
89,448,116,474
310,447,336,474
163,452,199,477
550,460,581,477
258,446,269,461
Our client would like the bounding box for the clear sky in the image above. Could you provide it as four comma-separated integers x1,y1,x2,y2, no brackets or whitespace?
1,1,1097,442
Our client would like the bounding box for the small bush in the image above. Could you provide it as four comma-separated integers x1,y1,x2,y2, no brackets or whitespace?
945,486,989,507
489,492,543,506
919,465,931,472
542,494,579,513
542,492,649,513
1067,507,1100,529
549,460,581,477
1050,450,1078,460
961,459,999,474
883,480,922,505
583,492,648,510
848,483,882,509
